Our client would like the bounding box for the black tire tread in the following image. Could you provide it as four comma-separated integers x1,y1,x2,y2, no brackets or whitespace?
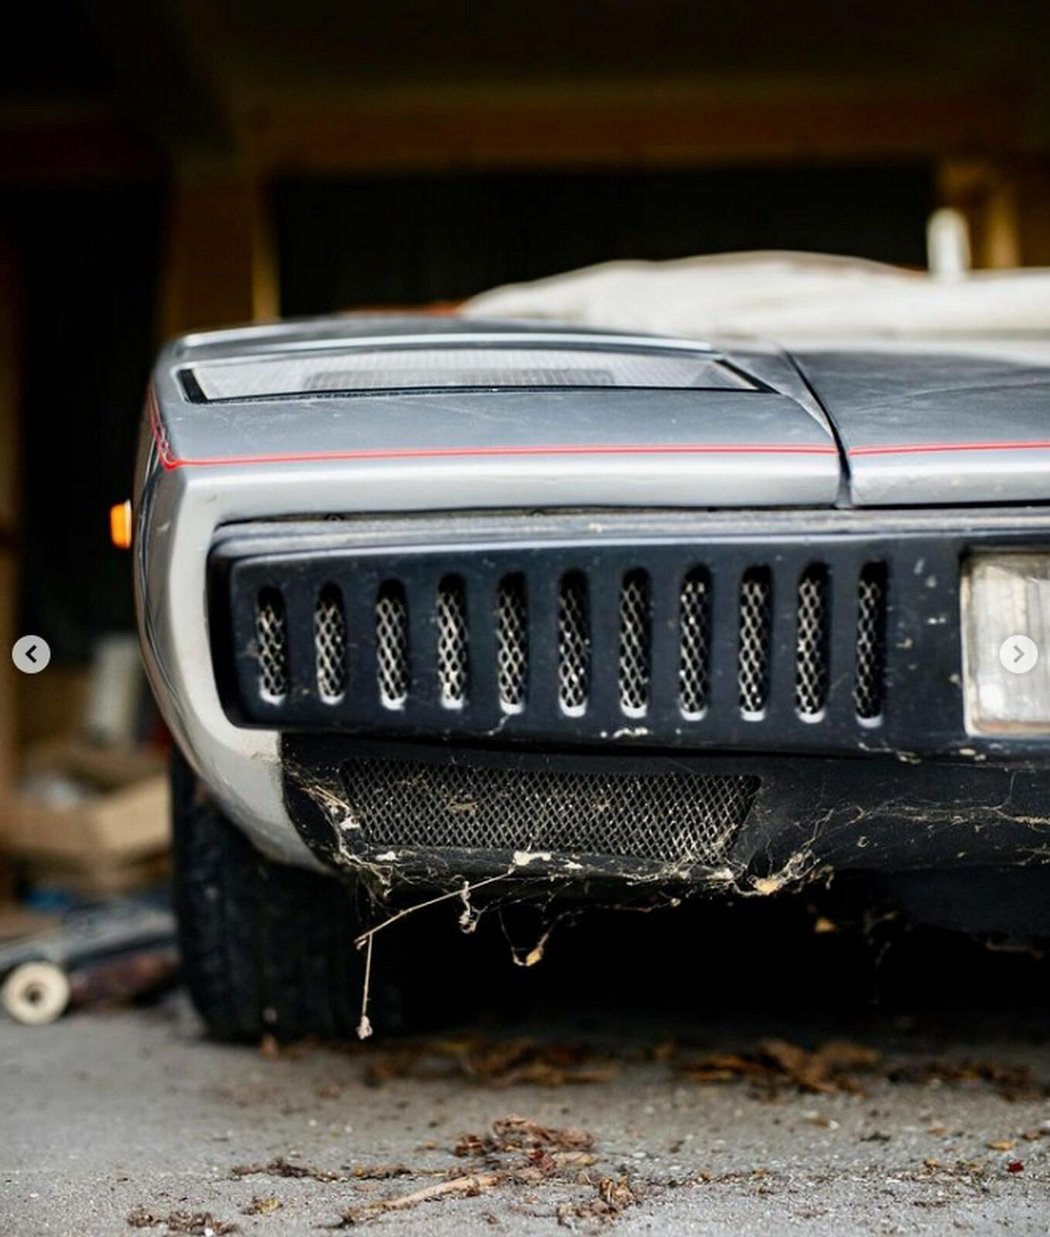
170,749,369,1041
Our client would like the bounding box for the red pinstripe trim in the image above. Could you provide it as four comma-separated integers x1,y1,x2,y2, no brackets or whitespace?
850,440,1050,457
148,389,175,466
148,413,837,471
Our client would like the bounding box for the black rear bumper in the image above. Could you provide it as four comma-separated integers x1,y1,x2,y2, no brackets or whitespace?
282,735,1050,887
212,508,1050,889
211,507,1050,760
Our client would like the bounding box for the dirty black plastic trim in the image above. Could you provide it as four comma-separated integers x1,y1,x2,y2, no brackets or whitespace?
281,735,1050,885
211,507,1050,758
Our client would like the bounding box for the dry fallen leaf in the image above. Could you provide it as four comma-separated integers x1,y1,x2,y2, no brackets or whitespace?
680,1039,880,1096
230,1156,344,1183
920,1158,988,1180
241,1197,281,1216
126,1210,239,1235
557,1175,640,1227
456,1114,596,1158
349,1164,416,1181
323,1113,606,1228
887,1058,1041,1100
363,1035,619,1089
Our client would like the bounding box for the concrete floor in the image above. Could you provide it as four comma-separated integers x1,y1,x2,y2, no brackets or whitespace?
5,927,1050,1236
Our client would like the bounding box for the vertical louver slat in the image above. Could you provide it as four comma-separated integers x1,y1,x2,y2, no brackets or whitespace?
738,568,772,715
558,571,591,714
678,568,711,718
497,574,528,712
314,584,347,703
854,563,887,721
375,580,409,707
618,569,651,714
795,566,830,718
437,575,469,708
256,588,288,703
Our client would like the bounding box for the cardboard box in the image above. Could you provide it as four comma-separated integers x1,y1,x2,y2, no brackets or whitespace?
21,738,165,793
6,775,170,865
3,740,170,898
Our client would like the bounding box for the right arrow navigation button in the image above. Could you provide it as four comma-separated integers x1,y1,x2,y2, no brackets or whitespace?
999,634,1039,675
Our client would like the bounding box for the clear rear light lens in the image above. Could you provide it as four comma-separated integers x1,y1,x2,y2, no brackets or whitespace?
964,553,1050,733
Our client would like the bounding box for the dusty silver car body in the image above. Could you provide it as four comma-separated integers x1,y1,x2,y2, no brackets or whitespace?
134,317,1050,873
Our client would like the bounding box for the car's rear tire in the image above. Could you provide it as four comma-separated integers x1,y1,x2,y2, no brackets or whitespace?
170,748,398,1042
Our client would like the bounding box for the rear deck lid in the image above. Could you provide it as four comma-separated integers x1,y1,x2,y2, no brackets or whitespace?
794,342,1050,506
157,334,842,507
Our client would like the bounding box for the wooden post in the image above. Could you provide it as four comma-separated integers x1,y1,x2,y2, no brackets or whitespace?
0,240,21,852
980,178,1022,269
160,167,278,336
937,159,1024,270
1015,164,1050,267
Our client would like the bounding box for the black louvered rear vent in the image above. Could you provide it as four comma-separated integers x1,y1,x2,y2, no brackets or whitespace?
234,546,891,743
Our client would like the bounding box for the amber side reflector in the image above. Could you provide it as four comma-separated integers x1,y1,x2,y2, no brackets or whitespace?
110,500,132,550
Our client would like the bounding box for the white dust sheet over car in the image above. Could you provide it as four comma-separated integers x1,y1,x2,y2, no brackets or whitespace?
463,251,1050,341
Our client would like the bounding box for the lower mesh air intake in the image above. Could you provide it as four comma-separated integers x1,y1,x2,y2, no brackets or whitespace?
340,757,760,867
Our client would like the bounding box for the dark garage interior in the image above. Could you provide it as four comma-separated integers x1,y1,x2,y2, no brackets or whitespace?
3,2,1050,1233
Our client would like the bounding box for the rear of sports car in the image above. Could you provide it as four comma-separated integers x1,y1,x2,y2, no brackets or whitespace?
135,318,1050,1039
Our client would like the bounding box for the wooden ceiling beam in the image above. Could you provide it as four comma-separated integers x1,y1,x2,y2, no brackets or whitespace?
160,173,277,335
239,76,1031,173
0,74,1038,184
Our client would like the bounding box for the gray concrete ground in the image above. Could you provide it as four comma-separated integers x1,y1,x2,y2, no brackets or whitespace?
4,986,1050,1236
